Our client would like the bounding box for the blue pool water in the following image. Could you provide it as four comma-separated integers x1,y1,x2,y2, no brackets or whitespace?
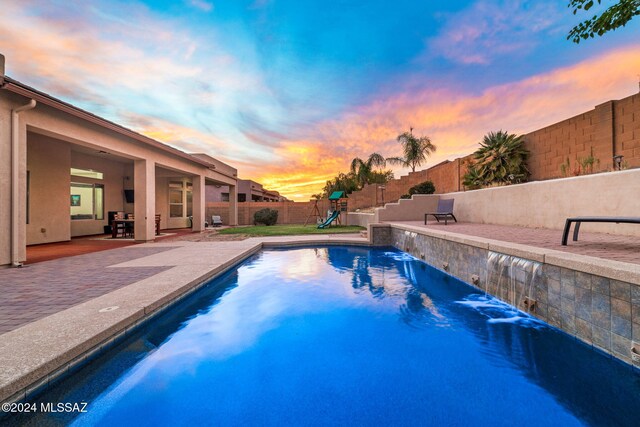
10,246,640,426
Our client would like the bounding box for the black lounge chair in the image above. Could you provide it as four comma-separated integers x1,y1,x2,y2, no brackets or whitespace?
425,198,457,225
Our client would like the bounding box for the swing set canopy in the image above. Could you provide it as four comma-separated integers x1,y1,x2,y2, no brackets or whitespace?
328,191,347,200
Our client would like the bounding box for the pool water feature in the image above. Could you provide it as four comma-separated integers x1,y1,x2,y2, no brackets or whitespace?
7,246,640,426
485,251,542,314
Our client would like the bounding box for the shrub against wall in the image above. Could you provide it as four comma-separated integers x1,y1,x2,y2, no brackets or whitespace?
463,130,530,189
254,208,278,226
400,180,436,199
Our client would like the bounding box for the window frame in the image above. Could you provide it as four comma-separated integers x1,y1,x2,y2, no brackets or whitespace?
70,182,105,220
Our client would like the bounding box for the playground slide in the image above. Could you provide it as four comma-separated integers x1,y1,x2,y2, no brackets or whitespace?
317,210,340,229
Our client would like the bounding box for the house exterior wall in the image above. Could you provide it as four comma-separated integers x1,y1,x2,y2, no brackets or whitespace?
0,91,30,264
0,76,237,266
26,133,71,245
206,179,284,203
155,176,169,230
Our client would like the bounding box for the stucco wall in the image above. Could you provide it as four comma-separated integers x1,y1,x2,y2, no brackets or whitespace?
448,169,640,236
376,195,440,222
155,176,169,230
0,92,13,264
346,212,376,227
26,133,71,245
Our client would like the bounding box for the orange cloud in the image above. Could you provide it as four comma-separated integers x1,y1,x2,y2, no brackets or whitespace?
251,45,640,201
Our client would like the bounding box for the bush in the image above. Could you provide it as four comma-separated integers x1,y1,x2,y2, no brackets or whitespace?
399,194,411,199
408,180,436,195
254,208,278,226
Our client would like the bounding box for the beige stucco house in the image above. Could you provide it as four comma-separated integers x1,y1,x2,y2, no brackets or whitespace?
0,54,238,267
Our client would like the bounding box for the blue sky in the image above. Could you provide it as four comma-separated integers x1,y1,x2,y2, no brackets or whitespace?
1,0,639,199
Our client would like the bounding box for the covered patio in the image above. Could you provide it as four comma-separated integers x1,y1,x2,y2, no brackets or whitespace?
1,75,239,266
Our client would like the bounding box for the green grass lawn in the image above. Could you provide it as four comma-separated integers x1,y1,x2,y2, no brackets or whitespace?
218,224,365,236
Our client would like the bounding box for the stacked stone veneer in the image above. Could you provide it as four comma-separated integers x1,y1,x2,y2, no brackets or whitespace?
374,226,640,367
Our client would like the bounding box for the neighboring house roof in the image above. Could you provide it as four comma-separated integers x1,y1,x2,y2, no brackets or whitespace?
0,76,237,180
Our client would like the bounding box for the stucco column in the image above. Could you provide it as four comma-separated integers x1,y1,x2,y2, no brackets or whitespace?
228,184,238,225
14,109,29,264
134,159,155,241
192,174,205,231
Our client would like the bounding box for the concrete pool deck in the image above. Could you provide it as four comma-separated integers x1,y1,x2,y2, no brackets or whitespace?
1,225,639,403
0,234,368,403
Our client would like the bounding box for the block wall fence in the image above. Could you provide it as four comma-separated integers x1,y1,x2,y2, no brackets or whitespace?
207,200,332,226
348,92,640,210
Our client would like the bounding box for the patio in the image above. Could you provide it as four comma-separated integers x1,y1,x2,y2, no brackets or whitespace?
389,221,640,265
24,229,196,264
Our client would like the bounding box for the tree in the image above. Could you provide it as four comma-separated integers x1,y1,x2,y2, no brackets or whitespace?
323,172,358,196
463,131,530,187
350,152,387,188
568,0,640,43
387,131,436,172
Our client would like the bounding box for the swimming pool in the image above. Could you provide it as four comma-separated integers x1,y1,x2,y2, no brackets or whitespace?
9,246,640,426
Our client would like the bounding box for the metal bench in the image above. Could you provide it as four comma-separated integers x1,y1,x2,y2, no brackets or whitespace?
561,217,640,245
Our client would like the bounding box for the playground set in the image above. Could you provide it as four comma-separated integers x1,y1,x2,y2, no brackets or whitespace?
305,191,348,229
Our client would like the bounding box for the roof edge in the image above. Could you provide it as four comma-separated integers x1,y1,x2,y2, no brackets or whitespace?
1,76,236,180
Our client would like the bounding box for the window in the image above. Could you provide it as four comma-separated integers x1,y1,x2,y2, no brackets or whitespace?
238,193,246,202
70,183,104,220
169,180,194,218
169,181,183,218
221,192,229,202
71,168,103,180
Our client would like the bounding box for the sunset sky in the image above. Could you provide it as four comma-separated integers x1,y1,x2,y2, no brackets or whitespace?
1,0,639,200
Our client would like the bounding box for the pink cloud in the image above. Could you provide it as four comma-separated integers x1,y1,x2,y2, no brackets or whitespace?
427,1,564,65
252,45,640,200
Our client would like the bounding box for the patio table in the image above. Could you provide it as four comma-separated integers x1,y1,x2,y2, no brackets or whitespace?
111,219,134,238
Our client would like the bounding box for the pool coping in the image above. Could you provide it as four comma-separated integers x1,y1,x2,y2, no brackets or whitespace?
1,227,638,404
380,222,640,284
0,235,369,404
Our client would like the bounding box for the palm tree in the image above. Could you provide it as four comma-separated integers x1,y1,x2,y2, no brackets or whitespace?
473,130,530,185
350,152,386,188
387,130,436,172
461,164,485,190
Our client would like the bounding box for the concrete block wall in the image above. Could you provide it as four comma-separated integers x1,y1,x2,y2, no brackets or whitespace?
346,92,640,210
348,160,462,211
206,200,331,226
614,94,640,168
